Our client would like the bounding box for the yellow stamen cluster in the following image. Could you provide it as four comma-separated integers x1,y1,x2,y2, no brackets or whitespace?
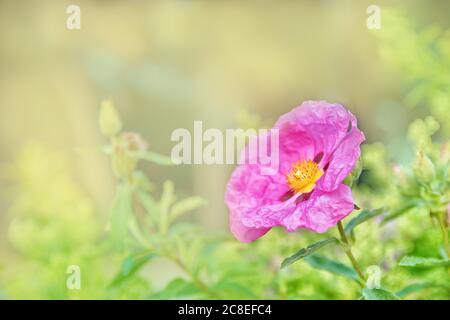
286,160,324,194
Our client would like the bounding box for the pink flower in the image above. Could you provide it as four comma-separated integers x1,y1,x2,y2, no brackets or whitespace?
225,101,365,242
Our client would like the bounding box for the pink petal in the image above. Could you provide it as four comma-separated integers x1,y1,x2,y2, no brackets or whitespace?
275,101,359,169
281,184,355,233
318,128,365,192
229,210,270,242
225,162,293,229
276,101,357,130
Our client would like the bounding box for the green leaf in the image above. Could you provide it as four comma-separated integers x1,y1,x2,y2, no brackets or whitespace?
110,251,155,287
149,278,201,299
110,184,133,250
399,256,450,268
128,215,151,247
362,288,400,300
169,196,206,224
137,191,158,227
344,208,385,235
382,202,419,224
439,246,449,260
158,180,176,234
211,281,257,299
305,254,360,282
396,282,443,298
281,237,339,269
138,151,173,165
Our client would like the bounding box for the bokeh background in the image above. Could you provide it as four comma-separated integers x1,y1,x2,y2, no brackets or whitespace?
0,0,449,299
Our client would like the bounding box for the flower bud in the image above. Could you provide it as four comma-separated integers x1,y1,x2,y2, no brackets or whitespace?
110,132,148,180
412,150,435,182
121,132,148,153
99,100,122,137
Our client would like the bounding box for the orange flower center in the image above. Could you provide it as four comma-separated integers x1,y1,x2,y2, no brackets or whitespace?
286,160,324,194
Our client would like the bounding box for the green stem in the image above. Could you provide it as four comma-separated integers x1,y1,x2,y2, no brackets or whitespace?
171,255,220,299
337,221,367,284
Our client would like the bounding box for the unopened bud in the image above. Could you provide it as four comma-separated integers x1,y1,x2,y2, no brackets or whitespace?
99,100,122,137
110,132,148,180
121,132,148,153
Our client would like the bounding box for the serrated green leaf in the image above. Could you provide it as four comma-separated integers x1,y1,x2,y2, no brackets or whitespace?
138,151,173,165
281,237,339,269
305,254,360,282
362,288,400,300
344,208,385,235
396,282,443,298
149,278,201,299
110,251,155,287
399,256,450,268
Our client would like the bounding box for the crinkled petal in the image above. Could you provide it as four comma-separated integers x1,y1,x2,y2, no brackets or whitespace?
281,184,355,233
275,101,358,169
317,128,365,192
276,124,317,172
225,161,293,229
229,210,270,242
226,125,317,235
275,100,357,130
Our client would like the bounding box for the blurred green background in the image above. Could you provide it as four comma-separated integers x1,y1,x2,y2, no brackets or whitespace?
0,0,449,299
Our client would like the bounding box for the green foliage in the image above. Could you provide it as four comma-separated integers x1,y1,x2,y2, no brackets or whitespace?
362,288,400,300
149,278,201,299
305,255,359,283
110,251,156,287
399,256,449,268
374,8,450,135
110,184,134,250
344,208,385,236
137,151,174,166
0,143,107,299
396,282,447,298
281,237,339,269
